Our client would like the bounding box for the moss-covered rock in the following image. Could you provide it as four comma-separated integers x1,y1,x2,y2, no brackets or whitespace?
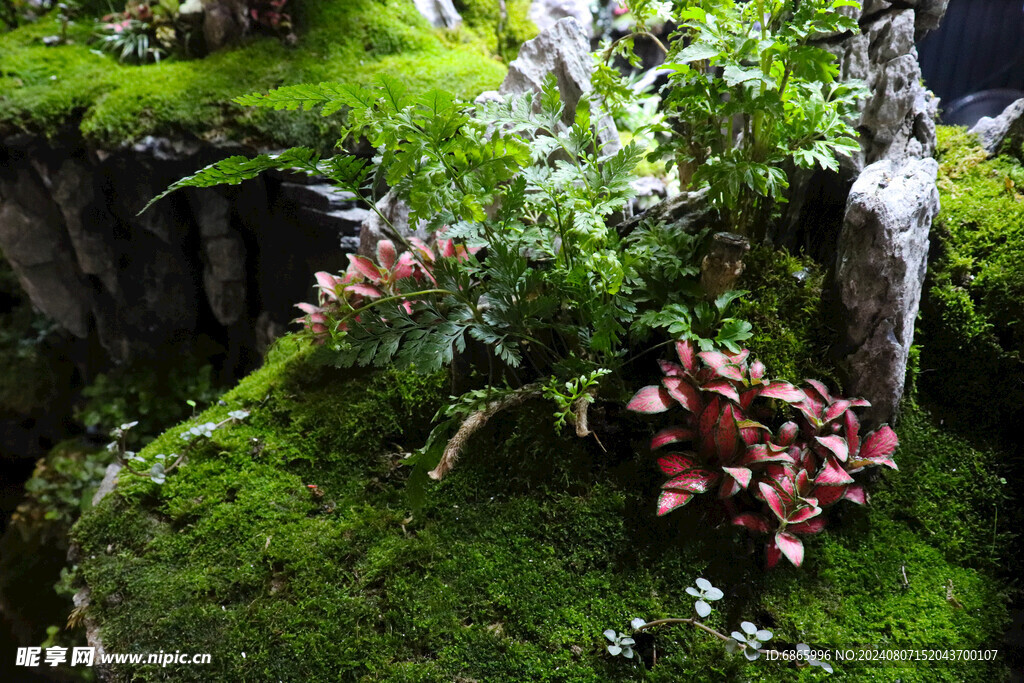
69,315,1012,681
0,0,518,149
919,126,1024,437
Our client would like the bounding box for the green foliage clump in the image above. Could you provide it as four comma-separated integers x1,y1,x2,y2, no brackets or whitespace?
66,335,1011,681
608,0,864,238
0,0,508,148
919,126,1024,435
76,356,221,446
15,440,111,532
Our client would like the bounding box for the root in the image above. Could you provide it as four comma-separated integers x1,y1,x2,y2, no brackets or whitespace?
428,383,542,480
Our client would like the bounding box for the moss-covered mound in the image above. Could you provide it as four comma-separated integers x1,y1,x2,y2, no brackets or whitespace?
70,247,1013,681
0,0,525,149
920,126,1024,438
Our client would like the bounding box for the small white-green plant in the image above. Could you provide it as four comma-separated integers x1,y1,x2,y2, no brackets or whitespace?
109,408,249,485
686,576,724,617
726,621,774,661
603,629,636,658
605,576,830,673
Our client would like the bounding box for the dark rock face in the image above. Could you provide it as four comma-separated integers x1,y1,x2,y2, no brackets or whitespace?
0,134,360,377
836,158,940,424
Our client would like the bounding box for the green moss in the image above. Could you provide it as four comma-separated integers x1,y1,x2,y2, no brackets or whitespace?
0,0,509,148
69,326,1011,681
919,126,1024,435
454,0,537,63
732,246,840,388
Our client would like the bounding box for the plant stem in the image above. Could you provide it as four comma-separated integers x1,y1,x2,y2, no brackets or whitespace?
601,31,668,66
634,617,769,654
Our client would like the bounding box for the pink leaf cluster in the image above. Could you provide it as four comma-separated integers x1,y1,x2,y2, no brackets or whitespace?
627,340,899,568
293,232,477,342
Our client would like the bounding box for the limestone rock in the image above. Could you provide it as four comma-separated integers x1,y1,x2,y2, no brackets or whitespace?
413,0,461,29
969,98,1024,158
529,0,592,38
836,158,940,424
497,17,619,152
91,463,123,507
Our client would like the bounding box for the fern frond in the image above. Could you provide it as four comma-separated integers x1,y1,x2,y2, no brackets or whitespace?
140,147,321,214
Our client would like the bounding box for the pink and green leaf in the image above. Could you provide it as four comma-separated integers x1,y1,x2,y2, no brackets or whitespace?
816,456,855,486
657,453,696,476
790,516,828,534
651,426,696,451
675,340,698,373
844,410,861,458
775,531,805,567
662,469,721,493
347,254,383,283
759,382,804,402
663,376,702,413
758,482,788,520
657,490,693,516
732,512,771,533
815,435,849,462
824,399,852,423
704,380,740,404
376,240,397,271
859,425,898,461
787,504,822,524
714,404,741,460
844,485,867,505
741,444,795,466
627,386,674,414
345,283,384,298
658,360,685,377
722,466,753,489
749,360,766,383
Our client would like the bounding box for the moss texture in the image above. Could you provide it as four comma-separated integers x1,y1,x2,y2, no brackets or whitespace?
0,0,517,149
919,126,1024,438
732,246,841,389
70,249,1013,680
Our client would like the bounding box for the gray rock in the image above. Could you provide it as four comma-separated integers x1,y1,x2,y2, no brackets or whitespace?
413,0,462,29
969,98,1024,158
357,189,425,259
861,0,948,37
529,0,593,38
203,236,247,326
498,17,619,153
279,182,356,212
91,463,123,507
836,158,940,424
202,0,248,52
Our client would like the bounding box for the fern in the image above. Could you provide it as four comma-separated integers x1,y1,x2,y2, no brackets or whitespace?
140,148,326,213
